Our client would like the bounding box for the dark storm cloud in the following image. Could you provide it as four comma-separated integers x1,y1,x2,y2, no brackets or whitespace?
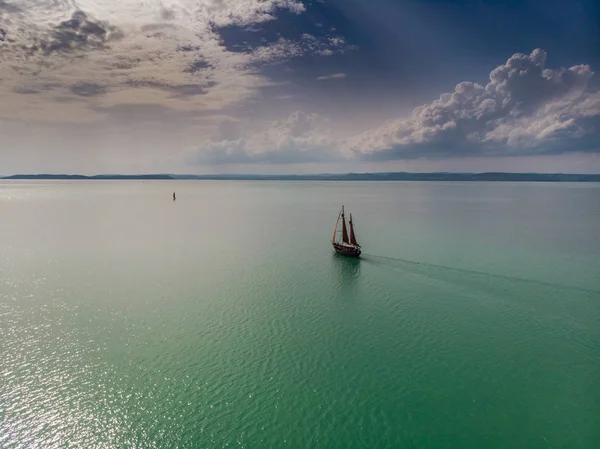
0,1,22,13
160,7,175,21
53,96,78,103
35,10,123,55
111,59,141,70
124,79,172,90
176,45,215,74
70,82,108,97
140,22,177,37
171,82,218,97
13,86,39,94
184,59,212,73
177,44,200,52
124,79,217,97
13,82,61,95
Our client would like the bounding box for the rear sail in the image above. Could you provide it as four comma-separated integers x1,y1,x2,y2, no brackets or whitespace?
349,213,358,246
341,206,349,244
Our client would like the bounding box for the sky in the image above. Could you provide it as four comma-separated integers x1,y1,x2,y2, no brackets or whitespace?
1,0,599,174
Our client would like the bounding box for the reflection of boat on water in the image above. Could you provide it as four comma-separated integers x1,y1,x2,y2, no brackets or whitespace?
332,252,361,288
331,205,361,257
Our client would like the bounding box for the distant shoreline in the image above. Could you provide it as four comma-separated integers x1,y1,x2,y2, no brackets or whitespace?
2,173,600,182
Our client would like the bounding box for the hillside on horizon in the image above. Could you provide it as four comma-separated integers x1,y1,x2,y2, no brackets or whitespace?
3,172,600,182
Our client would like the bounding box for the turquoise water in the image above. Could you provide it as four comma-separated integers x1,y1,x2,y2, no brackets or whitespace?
1,180,599,448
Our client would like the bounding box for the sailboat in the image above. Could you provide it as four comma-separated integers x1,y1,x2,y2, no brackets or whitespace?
331,205,362,257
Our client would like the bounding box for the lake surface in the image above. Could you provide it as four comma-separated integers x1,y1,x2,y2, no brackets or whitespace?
1,180,599,448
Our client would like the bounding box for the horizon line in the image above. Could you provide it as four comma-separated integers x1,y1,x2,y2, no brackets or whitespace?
3,171,600,177
2,172,600,183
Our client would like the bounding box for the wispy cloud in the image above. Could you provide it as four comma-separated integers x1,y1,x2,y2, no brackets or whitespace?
0,0,352,124
317,73,346,81
251,35,350,64
184,111,341,165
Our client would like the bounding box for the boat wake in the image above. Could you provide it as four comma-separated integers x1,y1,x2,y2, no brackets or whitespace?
360,253,599,295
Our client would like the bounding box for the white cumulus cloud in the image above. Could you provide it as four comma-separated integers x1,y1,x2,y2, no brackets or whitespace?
346,48,600,160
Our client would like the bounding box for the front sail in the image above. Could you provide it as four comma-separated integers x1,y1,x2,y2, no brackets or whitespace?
331,209,341,243
349,214,358,246
341,206,349,243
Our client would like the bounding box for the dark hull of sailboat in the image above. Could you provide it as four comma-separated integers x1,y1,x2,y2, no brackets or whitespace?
332,242,361,257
